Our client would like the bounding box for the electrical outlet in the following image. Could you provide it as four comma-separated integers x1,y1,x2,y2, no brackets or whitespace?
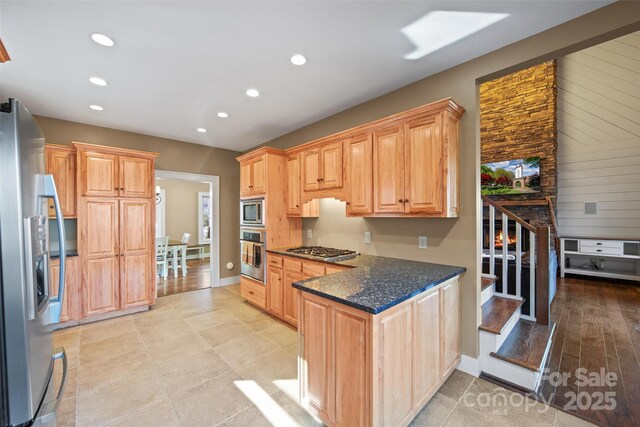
364,231,372,244
419,236,428,249
306,229,312,239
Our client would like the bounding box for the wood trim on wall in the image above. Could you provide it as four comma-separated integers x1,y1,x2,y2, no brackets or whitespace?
0,38,10,63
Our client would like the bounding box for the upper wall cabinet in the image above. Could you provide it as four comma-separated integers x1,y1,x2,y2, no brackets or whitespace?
75,142,154,198
302,141,343,192
286,154,319,217
240,154,266,198
45,145,77,218
345,134,373,216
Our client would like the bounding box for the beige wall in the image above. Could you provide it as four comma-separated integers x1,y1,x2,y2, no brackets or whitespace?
157,178,210,249
252,2,640,359
34,115,241,278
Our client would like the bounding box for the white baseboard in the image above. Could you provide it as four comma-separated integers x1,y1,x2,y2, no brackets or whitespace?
457,354,481,377
218,275,241,287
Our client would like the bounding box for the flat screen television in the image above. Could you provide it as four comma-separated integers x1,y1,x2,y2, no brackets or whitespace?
481,157,540,195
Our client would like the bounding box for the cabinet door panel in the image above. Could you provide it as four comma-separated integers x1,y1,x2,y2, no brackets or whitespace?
251,157,266,195
83,199,118,258
84,257,119,316
377,303,413,427
346,134,373,215
120,200,152,254
286,155,302,216
302,149,321,192
441,279,460,375
334,308,369,427
46,148,76,218
303,262,326,279
119,156,153,198
373,126,405,214
240,162,253,196
321,141,343,189
301,297,332,422
121,253,151,308
412,289,441,408
81,152,118,197
283,270,302,327
405,115,444,214
267,266,284,317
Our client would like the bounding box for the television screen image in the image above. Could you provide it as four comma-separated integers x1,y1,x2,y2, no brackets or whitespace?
481,157,540,195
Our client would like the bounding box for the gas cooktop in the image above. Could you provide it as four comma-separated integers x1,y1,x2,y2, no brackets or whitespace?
285,246,359,262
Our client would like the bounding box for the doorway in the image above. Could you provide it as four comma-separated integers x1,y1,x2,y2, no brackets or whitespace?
154,170,220,296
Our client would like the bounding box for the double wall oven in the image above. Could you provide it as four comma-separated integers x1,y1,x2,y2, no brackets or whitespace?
240,228,266,283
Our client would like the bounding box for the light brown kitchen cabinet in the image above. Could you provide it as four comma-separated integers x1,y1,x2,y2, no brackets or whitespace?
299,276,461,427
49,256,80,322
372,111,458,216
286,154,319,217
74,142,158,319
76,143,154,199
373,125,405,214
45,145,76,218
240,276,266,309
303,262,326,279
302,141,343,192
345,134,373,216
283,270,302,327
267,264,284,318
240,154,266,197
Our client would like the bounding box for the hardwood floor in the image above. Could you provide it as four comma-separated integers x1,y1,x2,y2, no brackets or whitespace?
156,259,212,297
538,276,640,426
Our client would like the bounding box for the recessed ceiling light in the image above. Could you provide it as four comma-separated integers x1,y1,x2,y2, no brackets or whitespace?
290,54,307,66
89,76,108,86
246,89,260,98
91,33,115,47
196,128,207,133
89,104,104,111
217,112,229,118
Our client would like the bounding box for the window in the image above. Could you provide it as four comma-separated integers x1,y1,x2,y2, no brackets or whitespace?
198,191,211,244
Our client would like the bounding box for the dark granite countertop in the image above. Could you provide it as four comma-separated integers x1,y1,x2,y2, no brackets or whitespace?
268,249,465,314
50,250,79,259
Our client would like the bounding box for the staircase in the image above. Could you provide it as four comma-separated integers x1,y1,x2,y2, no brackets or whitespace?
478,197,555,392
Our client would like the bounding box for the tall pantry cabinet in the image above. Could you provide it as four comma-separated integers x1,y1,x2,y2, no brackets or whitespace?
73,142,158,318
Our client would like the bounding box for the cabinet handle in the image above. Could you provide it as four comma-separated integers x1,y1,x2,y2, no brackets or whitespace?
50,205,54,209
596,242,602,245
596,249,602,252
115,254,120,257
120,187,124,191
404,199,409,203
249,291,254,295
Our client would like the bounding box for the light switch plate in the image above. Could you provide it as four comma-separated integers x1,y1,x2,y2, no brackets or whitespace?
306,229,313,239
419,236,428,249
364,232,372,244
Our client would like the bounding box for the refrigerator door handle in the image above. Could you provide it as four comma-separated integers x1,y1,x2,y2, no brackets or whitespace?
43,175,65,324
33,347,68,425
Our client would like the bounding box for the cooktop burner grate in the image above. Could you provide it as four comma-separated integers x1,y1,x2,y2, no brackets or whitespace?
285,246,358,260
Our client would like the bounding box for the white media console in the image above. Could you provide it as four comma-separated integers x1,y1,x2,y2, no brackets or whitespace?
560,237,640,282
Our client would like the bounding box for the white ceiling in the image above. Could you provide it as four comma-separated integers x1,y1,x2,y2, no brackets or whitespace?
0,1,611,152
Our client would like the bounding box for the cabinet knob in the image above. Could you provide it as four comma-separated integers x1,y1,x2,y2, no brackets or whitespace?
404,199,409,203
398,199,403,203
50,205,54,209
115,254,119,257
296,204,299,208
346,202,350,206
120,187,124,191
249,291,254,295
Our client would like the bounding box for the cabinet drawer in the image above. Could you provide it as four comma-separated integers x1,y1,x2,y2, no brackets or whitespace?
580,240,623,249
303,262,326,278
268,255,283,269
241,277,266,309
284,258,303,273
579,246,623,255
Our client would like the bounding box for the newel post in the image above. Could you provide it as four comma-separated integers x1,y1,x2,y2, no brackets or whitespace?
535,226,550,325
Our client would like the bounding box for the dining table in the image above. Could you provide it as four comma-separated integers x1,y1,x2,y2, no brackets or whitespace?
168,240,188,278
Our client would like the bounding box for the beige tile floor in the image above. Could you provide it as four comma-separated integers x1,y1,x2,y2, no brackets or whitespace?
52,284,593,427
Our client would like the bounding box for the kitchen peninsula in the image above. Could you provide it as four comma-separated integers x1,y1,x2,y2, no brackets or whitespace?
268,249,465,427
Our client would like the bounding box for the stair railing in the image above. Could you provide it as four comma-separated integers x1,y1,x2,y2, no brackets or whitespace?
482,196,550,325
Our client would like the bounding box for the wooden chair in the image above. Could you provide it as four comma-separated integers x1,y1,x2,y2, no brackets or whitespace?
156,236,169,280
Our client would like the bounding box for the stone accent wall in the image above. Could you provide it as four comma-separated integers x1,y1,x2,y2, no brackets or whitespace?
480,61,557,246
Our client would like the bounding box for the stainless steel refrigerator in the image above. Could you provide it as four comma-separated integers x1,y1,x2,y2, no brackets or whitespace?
0,99,67,426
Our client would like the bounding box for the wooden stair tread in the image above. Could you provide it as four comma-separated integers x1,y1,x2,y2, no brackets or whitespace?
481,275,498,291
479,297,523,334
491,320,556,372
